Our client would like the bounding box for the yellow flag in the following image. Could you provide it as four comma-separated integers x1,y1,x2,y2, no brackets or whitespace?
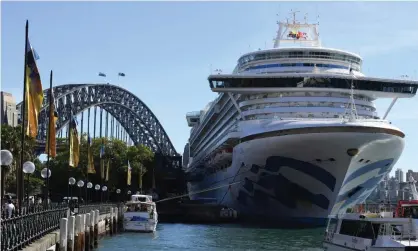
105,160,110,182
69,118,80,167
100,159,105,179
127,161,132,185
87,136,95,174
25,39,43,138
45,87,57,157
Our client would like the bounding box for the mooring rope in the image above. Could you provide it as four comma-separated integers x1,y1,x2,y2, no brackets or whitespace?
154,167,282,204
218,164,245,206
155,180,243,204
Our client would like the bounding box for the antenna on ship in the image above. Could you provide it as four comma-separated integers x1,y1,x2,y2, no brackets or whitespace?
290,9,300,24
342,65,359,122
316,5,320,43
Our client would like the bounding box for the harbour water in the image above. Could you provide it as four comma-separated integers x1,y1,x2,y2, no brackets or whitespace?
98,223,324,250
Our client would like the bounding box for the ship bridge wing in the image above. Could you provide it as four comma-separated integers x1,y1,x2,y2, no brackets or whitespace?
208,73,418,99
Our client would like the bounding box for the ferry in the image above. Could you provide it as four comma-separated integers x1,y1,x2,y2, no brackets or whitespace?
123,194,158,232
183,11,418,227
323,177,418,250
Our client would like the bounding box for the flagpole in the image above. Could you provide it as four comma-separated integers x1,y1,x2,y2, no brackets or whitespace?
18,20,29,212
45,70,53,207
68,105,72,201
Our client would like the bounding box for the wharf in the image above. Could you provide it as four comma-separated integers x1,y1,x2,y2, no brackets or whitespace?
22,213,108,251
19,206,122,251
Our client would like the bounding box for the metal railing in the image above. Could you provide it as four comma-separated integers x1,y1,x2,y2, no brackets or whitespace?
0,203,118,251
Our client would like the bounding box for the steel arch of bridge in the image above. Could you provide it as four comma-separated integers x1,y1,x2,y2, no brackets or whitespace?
17,83,179,156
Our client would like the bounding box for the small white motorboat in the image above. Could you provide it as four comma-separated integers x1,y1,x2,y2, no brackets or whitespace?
123,194,158,232
323,177,418,250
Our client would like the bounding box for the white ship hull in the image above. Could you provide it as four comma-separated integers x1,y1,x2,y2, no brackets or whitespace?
187,120,404,226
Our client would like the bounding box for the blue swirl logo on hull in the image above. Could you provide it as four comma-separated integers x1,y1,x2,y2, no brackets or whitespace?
333,158,394,213
237,156,336,210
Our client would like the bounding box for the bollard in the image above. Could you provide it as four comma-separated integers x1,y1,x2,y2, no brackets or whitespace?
75,215,81,251
60,218,68,251
85,213,90,251
81,214,86,251
90,210,95,249
67,216,75,251
109,207,114,236
114,207,118,234
76,215,85,251
94,210,99,247
118,205,124,231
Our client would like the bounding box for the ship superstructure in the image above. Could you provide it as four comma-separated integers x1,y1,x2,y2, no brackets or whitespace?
183,11,418,226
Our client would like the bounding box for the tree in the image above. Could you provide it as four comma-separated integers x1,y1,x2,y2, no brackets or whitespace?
43,136,155,200
1,124,42,195
1,124,158,201
126,144,154,192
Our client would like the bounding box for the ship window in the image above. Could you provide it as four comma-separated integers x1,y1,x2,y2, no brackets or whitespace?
238,50,362,70
209,77,418,95
339,220,376,239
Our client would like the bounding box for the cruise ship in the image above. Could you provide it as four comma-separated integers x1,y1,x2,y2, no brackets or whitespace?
182,12,418,227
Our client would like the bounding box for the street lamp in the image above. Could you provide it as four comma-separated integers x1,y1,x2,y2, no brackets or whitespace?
77,180,84,203
22,161,35,206
95,184,100,202
1,150,13,165
68,177,76,202
40,168,52,179
87,182,93,203
116,189,121,202
40,168,52,208
1,150,13,202
101,186,107,202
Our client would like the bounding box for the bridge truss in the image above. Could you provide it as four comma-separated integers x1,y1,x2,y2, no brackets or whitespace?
17,83,179,157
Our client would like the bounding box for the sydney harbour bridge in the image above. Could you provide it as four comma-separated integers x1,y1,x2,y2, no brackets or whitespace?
16,83,181,167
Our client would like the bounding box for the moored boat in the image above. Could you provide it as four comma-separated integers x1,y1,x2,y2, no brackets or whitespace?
323,177,418,250
123,194,158,232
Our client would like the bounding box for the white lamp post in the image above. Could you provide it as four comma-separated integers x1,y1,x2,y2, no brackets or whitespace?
40,168,52,206
101,186,107,202
95,184,100,202
23,161,35,205
86,182,93,203
116,188,121,202
77,180,84,203
1,150,13,200
68,177,76,202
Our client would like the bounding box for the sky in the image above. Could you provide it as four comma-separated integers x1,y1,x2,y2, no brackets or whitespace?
1,1,418,176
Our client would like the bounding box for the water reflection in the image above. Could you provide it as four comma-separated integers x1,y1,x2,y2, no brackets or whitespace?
98,223,324,251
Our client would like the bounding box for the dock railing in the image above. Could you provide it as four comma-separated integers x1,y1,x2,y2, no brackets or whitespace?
0,203,118,251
